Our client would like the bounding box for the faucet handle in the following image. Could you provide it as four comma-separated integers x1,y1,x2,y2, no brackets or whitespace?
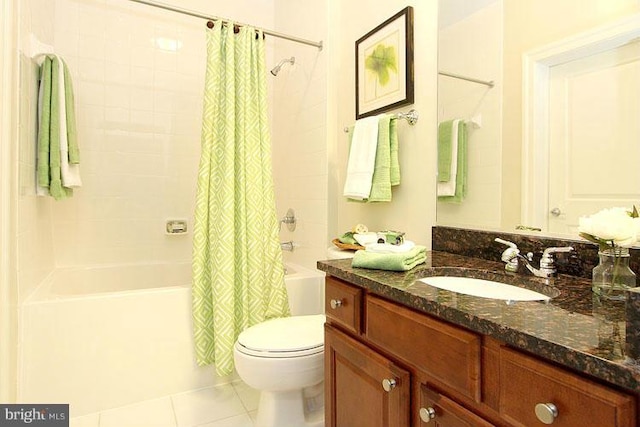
540,246,574,272
495,238,520,272
495,238,517,249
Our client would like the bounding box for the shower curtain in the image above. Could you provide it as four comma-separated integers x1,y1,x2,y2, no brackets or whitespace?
192,21,290,376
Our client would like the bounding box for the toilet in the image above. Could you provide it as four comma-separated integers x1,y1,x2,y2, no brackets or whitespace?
233,262,331,427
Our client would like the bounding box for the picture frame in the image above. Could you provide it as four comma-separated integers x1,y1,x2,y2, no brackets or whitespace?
356,7,414,120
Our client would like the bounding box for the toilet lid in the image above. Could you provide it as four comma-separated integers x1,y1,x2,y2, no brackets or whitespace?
236,314,325,358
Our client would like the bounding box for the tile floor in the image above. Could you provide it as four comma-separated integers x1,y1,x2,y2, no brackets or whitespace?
69,381,259,427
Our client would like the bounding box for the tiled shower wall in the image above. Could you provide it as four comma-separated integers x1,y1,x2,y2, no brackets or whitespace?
46,0,206,267
272,0,328,269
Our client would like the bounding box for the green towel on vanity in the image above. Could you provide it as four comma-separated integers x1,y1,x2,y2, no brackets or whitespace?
437,120,454,182
438,121,468,203
351,245,427,271
346,115,400,203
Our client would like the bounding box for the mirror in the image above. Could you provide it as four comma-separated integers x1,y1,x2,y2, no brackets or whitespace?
436,0,640,238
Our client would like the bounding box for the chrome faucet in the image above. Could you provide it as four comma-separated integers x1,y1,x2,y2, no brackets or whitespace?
495,238,573,278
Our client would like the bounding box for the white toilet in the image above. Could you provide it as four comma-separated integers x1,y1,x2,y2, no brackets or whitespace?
233,264,327,427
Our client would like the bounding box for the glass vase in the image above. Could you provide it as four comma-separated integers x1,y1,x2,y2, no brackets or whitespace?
592,247,637,301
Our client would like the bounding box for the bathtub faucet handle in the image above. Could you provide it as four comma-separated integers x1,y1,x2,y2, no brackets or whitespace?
279,208,297,231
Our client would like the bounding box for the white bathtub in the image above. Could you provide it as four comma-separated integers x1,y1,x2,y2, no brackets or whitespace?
19,262,324,417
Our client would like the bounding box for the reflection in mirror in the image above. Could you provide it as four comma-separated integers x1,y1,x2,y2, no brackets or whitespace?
436,0,640,238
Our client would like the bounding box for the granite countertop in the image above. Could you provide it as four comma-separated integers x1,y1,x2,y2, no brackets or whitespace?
317,250,640,394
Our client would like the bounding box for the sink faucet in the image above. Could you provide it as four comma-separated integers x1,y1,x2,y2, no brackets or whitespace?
495,238,573,278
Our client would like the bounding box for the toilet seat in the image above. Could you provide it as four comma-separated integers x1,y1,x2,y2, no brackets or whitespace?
236,314,325,358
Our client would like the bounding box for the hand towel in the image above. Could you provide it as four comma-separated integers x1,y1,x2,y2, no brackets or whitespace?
36,56,53,196
438,121,468,203
367,114,392,202
389,117,400,186
437,120,454,182
36,55,80,200
345,115,400,203
351,245,427,271
343,116,380,200
48,56,71,200
437,119,459,197
59,58,81,188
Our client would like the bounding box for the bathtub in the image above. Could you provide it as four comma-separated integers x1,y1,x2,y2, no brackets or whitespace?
19,261,325,417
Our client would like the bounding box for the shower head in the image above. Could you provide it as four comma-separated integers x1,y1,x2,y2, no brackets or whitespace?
270,56,295,76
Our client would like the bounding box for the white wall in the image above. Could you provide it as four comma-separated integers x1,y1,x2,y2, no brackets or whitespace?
436,1,503,230
328,1,438,248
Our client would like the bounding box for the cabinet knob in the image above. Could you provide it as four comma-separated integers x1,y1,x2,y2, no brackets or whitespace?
381,378,397,392
330,299,343,309
419,407,436,423
535,403,558,424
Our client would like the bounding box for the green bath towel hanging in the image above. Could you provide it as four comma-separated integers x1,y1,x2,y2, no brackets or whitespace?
191,22,290,377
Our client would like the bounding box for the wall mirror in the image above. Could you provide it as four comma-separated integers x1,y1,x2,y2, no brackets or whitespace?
436,0,640,239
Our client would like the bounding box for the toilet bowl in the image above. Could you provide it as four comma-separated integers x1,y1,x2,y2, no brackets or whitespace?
234,314,325,427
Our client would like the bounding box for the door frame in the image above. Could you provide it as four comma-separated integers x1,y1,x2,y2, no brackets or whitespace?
522,13,640,231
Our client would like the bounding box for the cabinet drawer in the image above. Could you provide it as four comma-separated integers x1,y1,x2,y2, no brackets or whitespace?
325,277,362,335
417,383,495,427
499,347,636,427
365,296,481,401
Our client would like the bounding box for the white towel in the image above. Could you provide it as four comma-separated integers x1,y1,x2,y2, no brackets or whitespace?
57,58,81,188
365,240,416,254
437,119,460,197
343,116,380,200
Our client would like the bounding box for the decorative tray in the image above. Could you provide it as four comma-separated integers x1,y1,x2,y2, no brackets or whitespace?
331,238,364,251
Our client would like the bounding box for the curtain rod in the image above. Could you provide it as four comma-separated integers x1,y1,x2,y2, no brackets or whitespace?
127,0,323,50
439,71,494,88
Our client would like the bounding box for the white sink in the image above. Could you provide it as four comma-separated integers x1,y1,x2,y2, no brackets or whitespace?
418,276,550,302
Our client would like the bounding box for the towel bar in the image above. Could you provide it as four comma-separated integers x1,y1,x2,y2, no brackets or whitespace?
343,109,418,132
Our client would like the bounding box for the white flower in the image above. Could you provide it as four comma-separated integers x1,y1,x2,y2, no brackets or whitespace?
578,207,639,248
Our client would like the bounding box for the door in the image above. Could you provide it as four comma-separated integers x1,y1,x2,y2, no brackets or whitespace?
325,324,410,427
547,41,640,234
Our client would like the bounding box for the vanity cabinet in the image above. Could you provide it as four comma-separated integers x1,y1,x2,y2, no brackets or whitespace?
324,275,637,427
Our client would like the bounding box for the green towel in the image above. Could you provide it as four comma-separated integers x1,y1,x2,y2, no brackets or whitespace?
37,56,73,200
36,57,53,189
438,121,468,203
351,245,427,271
63,59,79,164
389,117,400,186
437,120,454,182
347,115,400,203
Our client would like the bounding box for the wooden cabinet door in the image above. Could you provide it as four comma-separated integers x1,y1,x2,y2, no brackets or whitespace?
325,324,410,427
416,383,495,427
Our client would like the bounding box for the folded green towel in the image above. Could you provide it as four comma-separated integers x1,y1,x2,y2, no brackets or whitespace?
351,245,427,271
438,121,468,203
437,120,454,182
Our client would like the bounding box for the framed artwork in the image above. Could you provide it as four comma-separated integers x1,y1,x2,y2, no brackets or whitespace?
355,6,414,119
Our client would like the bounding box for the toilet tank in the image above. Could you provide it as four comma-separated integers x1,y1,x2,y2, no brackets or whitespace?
284,263,326,316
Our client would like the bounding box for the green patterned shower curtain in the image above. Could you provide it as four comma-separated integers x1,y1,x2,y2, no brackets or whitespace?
192,22,290,376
